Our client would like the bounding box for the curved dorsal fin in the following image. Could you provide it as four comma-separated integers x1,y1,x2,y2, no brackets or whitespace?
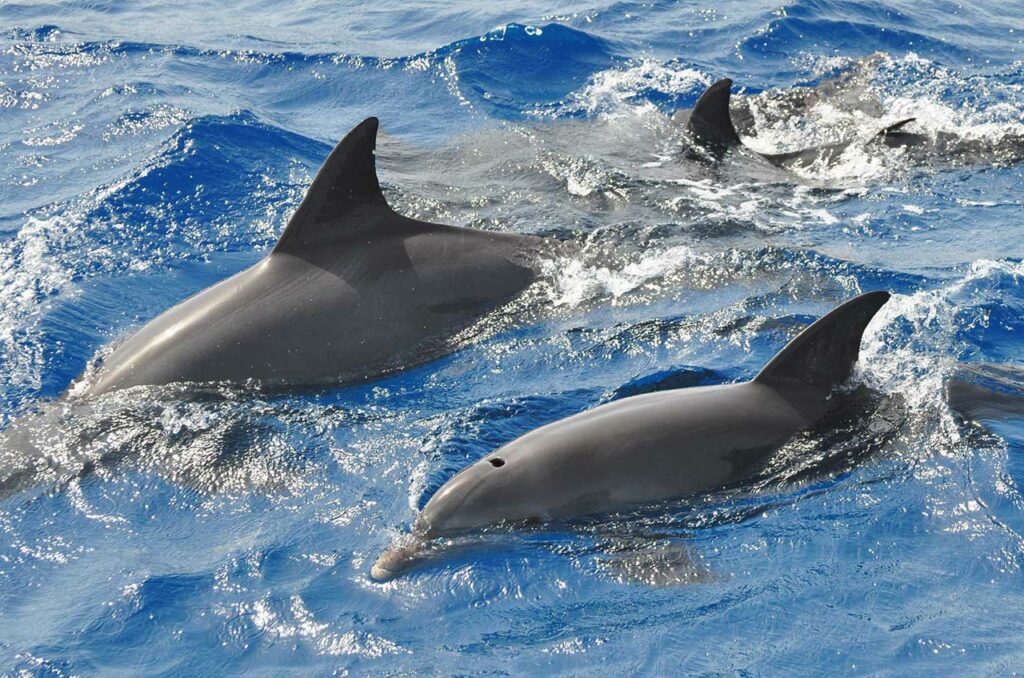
274,117,390,254
877,117,916,137
687,78,742,150
754,291,890,390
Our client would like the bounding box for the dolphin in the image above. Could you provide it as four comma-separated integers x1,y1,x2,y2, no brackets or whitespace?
945,363,1024,424
372,290,890,580
83,118,544,396
683,78,921,168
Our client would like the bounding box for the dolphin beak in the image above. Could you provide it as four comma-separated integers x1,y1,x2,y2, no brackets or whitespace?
371,460,500,581
370,558,401,582
370,533,431,581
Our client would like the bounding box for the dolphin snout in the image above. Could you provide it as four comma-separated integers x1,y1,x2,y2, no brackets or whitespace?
371,458,508,581
371,534,431,581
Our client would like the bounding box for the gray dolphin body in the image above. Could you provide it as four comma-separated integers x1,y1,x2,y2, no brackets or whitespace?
945,363,1024,424
683,78,924,169
372,291,890,580
85,118,542,396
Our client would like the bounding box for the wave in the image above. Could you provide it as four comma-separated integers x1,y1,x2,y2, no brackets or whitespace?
0,111,322,412
1,22,620,122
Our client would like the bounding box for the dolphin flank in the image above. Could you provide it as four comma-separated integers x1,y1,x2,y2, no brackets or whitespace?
84,118,544,396
372,291,891,580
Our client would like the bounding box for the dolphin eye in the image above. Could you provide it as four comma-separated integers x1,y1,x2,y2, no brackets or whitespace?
489,458,505,468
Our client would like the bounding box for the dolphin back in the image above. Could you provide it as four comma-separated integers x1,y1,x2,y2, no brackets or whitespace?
754,291,890,391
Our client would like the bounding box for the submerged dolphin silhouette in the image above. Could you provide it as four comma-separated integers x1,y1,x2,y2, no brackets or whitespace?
372,291,890,580
84,118,544,396
684,78,923,168
945,363,1024,424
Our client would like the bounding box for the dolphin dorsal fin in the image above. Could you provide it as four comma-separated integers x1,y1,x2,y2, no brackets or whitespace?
274,117,390,254
877,117,917,138
687,78,742,150
754,291,890,391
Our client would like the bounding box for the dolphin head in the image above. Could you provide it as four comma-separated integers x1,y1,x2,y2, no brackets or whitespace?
369,453,523,581
416,453,530,537
371,426,596,581
370,449,547,581
416,427,614,539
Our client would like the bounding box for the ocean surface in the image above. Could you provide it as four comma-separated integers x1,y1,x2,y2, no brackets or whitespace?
2,0,1024,674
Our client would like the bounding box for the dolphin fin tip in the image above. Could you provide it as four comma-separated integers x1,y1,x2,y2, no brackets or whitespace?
354,116,380,139
878,117,917,137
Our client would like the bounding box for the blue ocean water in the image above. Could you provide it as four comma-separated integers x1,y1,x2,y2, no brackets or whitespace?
2,0,1024,673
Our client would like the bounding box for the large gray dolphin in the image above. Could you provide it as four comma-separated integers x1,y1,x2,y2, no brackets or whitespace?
684,78,920,168
84,118,544,396
372,290,890,580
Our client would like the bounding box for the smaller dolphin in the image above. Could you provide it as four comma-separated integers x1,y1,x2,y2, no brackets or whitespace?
372,291,891,580
684,78,920,168
945,363,1024,424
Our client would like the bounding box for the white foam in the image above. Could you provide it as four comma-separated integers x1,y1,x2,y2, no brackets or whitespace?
859,258,1024,421
540,244,704,308
539,154,623,198
240,594,407,657
0,215,77,396
549,60,709,118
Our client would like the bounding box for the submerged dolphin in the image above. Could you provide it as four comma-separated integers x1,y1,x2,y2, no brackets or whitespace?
84,118,544,396
945,363,1024,424
684,78,920,168
372,291,890,580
